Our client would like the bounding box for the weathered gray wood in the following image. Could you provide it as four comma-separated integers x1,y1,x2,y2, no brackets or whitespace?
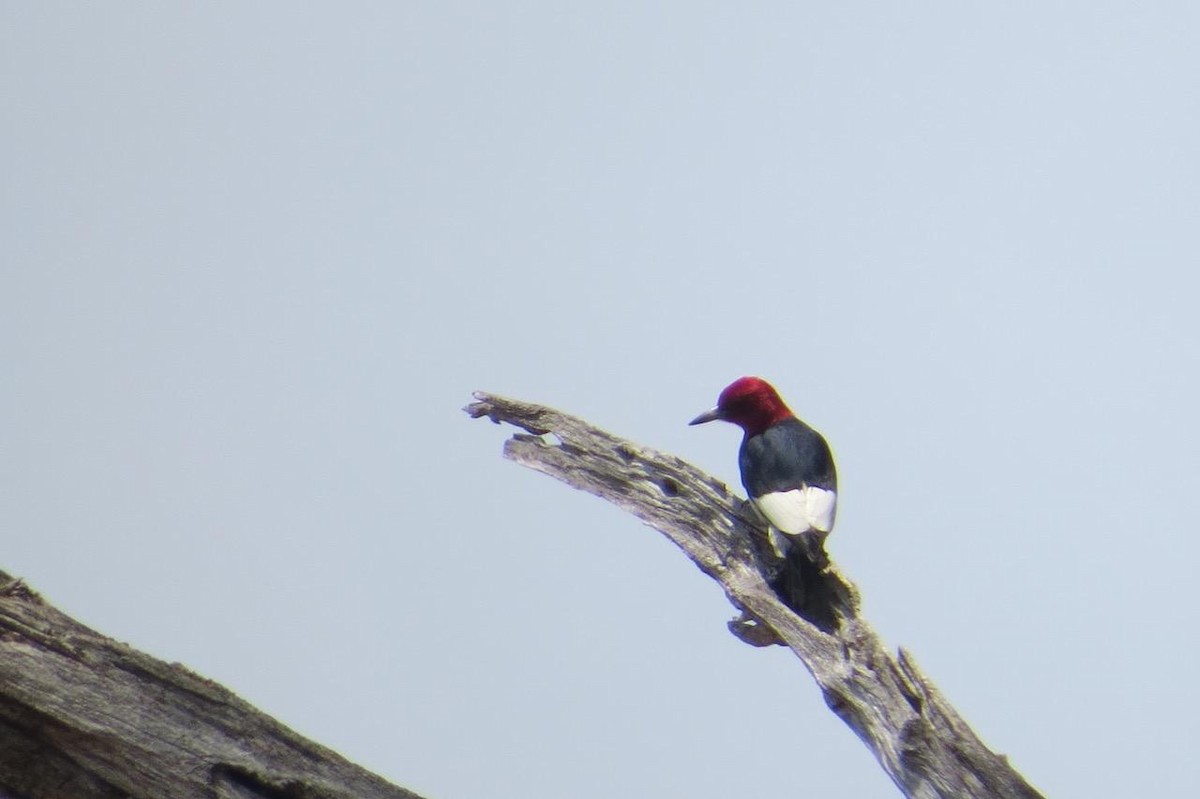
466,391,1045,799
0,575,425,799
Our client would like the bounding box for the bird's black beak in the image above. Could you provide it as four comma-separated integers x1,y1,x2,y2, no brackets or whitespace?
689,407,723,426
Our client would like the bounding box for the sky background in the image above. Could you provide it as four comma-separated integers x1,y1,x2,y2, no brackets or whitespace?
3,4,1198,798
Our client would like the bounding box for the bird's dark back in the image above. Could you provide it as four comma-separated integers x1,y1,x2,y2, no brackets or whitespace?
738,417,837,496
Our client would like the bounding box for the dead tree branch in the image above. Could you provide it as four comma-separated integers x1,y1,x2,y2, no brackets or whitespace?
0,575,424,799
466,391,1045,799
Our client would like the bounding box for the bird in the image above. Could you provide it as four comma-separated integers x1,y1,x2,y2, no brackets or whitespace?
690,377,837,558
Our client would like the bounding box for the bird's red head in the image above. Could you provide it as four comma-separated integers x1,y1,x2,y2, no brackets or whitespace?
689,376,794,436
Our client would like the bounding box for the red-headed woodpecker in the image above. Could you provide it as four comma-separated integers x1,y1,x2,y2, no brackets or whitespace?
690,377,837,553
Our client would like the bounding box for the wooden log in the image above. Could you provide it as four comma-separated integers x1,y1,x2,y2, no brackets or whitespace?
0,575,424,799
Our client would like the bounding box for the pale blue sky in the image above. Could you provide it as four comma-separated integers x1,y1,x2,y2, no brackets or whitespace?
3,5,1198,798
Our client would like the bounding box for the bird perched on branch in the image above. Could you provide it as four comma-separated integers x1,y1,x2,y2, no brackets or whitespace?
690,377,837,559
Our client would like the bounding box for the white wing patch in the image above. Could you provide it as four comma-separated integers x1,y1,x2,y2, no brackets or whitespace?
753,487,837,536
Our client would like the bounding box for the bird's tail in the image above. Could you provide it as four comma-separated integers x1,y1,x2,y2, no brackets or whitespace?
768,532,837,633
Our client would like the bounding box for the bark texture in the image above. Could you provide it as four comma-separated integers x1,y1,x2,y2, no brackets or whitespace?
466,391,1045,799
0,575,424,799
